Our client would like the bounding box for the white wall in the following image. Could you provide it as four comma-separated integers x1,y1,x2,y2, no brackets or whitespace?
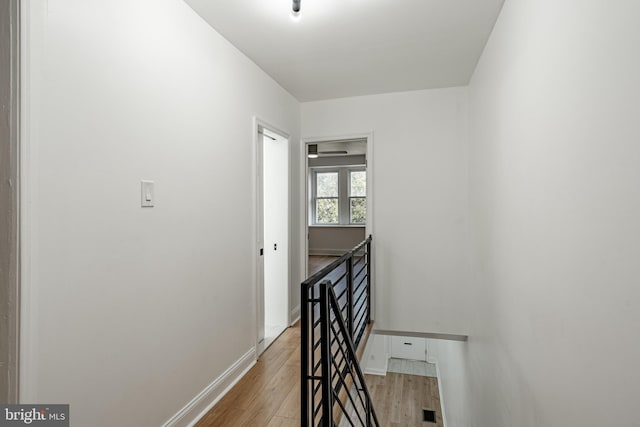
362,334,389,376
21,1,299,426
466,0,640,425
302,88,471,335
308,226,365,255
426,339,470,427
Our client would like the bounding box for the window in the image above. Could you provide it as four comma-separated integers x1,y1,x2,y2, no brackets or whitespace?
311,168,366,225
315,172,339,224
349,171,366,224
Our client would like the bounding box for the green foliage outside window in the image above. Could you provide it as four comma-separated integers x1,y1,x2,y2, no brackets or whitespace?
350,198,366,223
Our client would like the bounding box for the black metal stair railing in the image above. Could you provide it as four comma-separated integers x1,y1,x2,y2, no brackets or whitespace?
301,235,379,426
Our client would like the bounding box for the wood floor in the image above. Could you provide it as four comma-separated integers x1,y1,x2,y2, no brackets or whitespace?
365,373,444,427
195,324,301,427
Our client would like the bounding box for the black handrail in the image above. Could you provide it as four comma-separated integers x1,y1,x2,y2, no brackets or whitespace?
301,235,377,426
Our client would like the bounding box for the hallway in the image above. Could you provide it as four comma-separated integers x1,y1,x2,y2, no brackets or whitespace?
13,1,639,425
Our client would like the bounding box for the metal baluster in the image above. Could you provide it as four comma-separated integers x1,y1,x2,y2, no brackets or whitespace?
301,285,309,426
366,236,372,324
319,281,333,427
347,254,354,341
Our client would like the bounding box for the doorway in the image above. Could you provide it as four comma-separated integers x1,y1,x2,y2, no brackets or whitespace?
304,137,371,279
256,124,290,355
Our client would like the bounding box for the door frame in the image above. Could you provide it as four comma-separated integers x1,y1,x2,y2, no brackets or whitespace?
253,117,291,358
300,133,375,317
0,0,21,404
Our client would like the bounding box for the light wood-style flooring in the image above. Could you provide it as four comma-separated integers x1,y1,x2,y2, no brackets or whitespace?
196,324,301,427
365,372,444,427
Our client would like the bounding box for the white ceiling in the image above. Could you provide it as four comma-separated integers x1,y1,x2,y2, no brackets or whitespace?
184,0,504,102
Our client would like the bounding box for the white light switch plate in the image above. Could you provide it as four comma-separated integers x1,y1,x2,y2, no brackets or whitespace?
141,180,154,207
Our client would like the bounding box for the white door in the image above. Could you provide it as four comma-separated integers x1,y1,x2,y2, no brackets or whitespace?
258,127,289,354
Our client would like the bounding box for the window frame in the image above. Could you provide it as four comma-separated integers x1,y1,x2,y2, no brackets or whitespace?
311,166,366,226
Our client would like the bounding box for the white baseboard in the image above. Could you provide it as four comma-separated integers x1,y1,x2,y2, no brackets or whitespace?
429,357,448,427
162,348,256,427
363,366,387,376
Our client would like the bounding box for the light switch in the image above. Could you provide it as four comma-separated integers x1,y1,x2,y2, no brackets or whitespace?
141,180,154,207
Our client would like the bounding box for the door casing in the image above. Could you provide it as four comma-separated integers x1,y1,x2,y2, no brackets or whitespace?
254,117,291,358
301,134,375,321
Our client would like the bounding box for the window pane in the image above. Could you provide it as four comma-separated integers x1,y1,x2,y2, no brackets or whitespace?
350,198,366,224
316,198,339,224
316,172,339,197
350,171,366,197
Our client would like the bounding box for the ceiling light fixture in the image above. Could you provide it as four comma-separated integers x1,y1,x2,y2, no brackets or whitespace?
291,0,301,21
308,144,318,159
